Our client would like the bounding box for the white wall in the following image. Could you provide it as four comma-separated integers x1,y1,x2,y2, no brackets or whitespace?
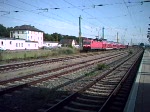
25,42,38,50
0,39,26,50
43,42,58,47
11,30,43,48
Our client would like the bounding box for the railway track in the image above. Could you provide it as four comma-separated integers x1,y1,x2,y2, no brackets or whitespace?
38,48,143,112
0,51,128,96
0,55,82,73
0,50,126,73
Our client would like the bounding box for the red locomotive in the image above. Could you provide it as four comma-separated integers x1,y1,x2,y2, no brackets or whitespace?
83,38,127,51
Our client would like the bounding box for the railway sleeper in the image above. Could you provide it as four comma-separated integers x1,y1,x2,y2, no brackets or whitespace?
92,85,114,90
85,90,110,96
88,88,112,93
108,105,123,112
111,100,125,107
113,95,127,102
76,96,104,104
79,93,107,101
95,83,115,88
63,106,97,112
101,81,119,85
64,101,100,111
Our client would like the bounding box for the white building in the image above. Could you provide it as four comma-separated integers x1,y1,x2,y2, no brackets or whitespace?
10,25,43,48
0,37,38,50
43,41,58,48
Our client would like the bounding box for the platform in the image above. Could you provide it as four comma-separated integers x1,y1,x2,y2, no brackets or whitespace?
124,48,150,112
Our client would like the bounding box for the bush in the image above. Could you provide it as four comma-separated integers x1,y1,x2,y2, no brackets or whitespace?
97,63,108,70
128,50,133,55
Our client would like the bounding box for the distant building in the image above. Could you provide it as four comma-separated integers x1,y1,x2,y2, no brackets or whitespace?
59,39,78,47
0,25,43,50
43,41,58,48
10,25,43,48
0,37,38,50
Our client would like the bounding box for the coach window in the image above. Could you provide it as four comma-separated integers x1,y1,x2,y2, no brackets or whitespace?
1,41,3,45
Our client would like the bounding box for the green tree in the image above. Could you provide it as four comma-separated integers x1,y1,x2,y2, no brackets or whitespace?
51,33,62,41
6,27,13,37
140,43,144,46
0,24,13,37
0,24,8,37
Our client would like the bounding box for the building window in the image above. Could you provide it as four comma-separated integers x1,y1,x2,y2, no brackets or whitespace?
10,41,12,45
35,44,36,47
22,31,24,34
1,41,3,45
18,36,19,38
16,43,18,47
28,44,30,47
31,36,32,39
18,31,19,34
21,43,23,47
19,43,20,47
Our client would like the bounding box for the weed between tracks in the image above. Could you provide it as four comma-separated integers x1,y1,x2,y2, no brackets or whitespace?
85,63,108,76
97,63,108,70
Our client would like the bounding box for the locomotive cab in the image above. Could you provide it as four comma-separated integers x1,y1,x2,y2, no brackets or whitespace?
83,39,91,51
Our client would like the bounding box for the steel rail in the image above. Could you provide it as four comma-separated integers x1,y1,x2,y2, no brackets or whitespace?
43,49,143,112
98,50,144,112
0,52,126,96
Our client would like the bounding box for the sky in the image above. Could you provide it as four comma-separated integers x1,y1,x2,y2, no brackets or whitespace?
0,0,150,45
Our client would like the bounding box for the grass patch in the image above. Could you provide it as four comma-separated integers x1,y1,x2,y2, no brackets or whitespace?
85,70,96,76
128,50,133,55
85,63,109,76
0,47,79,62
97,63,108,70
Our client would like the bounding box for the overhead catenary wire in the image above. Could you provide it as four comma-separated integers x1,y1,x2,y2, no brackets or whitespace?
0,0,149,43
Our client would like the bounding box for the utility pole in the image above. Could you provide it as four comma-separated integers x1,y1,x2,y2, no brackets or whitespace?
79,15,82,49
117,32,119,43
131,38,132,46
102,27,104,39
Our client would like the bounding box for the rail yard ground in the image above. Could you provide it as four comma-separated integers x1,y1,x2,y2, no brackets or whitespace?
0,47,145,112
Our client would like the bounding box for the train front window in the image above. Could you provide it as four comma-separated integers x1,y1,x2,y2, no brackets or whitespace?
83,41,91,45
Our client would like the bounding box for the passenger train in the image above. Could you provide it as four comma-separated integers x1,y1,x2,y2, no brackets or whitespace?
82,38,127,51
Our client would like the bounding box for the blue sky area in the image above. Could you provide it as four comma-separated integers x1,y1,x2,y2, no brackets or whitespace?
0,0,150,45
